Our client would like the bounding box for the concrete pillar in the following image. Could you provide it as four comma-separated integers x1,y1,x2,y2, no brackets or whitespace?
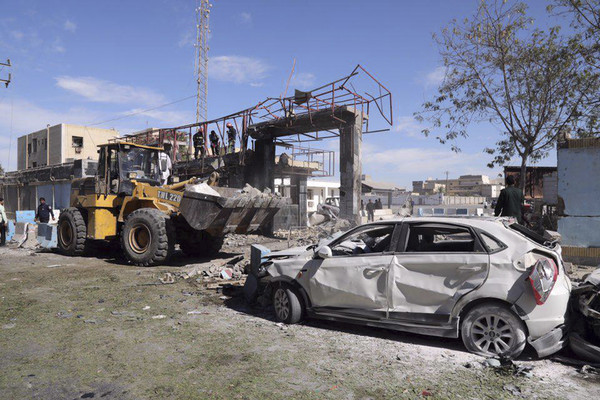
251,138,275,191
290,175,308,227
339,113,362,224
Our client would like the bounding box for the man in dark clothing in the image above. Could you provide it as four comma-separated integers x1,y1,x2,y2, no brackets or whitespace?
0,197,7,246
366,199,375,222
209,130,220,156
193,128,205,159
494,175,524,223
35,197,55,224
226,123,236,154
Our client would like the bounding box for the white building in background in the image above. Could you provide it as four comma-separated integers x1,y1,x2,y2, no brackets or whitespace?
307,180,340,213
273,178,340,215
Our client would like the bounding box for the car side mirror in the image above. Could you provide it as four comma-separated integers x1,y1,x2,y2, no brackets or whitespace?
317,246,333,259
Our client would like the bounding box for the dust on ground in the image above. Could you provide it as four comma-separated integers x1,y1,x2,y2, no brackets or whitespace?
1,240,599,400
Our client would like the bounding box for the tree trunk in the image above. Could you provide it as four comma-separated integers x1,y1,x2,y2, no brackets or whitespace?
519,155,528,192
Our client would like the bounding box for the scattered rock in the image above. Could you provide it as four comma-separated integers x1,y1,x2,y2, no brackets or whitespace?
484,358,501,368
503,384,521,396
142,306,151,310
159,272,175,284
46,264,61,268
152,315,166,319
84,319,97,324
2,323,16,329
56,311,73,319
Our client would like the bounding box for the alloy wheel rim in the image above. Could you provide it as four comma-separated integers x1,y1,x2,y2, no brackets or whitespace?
273,289,290,321
471,314,515,355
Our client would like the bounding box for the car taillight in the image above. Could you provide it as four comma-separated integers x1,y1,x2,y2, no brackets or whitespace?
528,257,558,305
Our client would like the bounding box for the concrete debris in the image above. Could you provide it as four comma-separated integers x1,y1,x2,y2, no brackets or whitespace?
185,182,221,197
159,272,175,284
46,264,61,268
503,384,521,396
142,306,151,310
482,357,533,378
580,365,600,375
151,315,166,319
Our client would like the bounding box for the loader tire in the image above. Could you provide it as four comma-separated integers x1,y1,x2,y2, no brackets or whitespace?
179,230,224,258
57,207,87,256
121,208,174,267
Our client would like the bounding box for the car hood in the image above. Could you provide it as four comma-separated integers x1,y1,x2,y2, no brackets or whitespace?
267,245,313,258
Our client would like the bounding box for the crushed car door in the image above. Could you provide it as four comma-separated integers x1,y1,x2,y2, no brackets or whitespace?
388,222,489,324
306,224,398,320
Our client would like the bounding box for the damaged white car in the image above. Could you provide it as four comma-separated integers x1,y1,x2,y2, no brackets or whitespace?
246,217,571,359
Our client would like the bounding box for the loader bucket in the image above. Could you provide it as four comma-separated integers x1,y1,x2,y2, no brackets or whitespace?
178,187,284,236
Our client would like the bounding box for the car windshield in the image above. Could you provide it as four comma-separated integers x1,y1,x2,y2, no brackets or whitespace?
119,147,160,183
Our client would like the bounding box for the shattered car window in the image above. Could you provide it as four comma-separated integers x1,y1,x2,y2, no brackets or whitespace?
480,233,504,252
405,224,480,253
330,225,394,256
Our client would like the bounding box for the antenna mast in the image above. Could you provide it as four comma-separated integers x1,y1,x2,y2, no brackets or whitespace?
195,0,211,123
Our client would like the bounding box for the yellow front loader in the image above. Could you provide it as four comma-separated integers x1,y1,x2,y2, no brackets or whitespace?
56,142,282,266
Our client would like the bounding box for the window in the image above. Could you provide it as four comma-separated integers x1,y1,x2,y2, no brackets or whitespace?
32,139,38,153
480,233,504,252
330,224,395,256
72,136,83,148
405,224,482,253
27,143,32,154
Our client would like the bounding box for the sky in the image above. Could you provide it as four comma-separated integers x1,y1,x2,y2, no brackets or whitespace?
0,0,560,188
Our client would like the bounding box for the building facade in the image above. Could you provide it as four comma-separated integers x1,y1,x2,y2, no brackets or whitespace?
412,174,503,198
17,124,117,170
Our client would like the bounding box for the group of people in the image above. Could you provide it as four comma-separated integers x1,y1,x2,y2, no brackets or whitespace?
192,123,247,160
362,198,384,222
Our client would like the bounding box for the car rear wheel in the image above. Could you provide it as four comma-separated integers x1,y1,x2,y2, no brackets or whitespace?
272,284,304,324
461,304,526,358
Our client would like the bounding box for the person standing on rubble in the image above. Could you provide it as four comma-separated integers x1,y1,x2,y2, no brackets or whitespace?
193,127,205,159
366,199,375,222
209,130,220,156
226,123,237,154
0,197,7,246
35,197,55,224
494,175,524,224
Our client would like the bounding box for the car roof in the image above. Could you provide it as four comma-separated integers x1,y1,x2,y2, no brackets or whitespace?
365,216,513,236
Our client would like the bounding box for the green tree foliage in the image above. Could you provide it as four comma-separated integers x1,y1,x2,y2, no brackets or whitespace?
415,0,600,189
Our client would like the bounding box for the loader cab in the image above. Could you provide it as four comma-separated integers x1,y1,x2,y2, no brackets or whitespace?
96,142,162,196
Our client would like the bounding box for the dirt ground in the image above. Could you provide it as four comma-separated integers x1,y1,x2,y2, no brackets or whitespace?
1,240,599,400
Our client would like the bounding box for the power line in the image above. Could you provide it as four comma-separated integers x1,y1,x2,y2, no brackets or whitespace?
87,94,196,127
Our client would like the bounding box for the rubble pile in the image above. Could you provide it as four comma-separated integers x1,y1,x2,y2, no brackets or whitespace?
275,218,352,247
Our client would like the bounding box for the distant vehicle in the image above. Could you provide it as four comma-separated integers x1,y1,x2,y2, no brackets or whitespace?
324,197,340,208
247,217,570,358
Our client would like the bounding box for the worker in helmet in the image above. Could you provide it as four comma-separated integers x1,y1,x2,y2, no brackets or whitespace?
209,130,220,156
193,127,205,159
226,123,237,154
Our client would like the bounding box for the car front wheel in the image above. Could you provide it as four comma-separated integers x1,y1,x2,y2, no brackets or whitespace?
272,285,304,324
461,304,527,359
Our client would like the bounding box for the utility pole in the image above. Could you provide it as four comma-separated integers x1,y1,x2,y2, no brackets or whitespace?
195,0,211,124
0,58,11,88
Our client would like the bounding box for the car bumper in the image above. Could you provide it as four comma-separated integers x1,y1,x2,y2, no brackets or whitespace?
528,324,568,358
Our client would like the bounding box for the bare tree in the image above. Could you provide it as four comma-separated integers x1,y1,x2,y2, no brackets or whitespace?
415,0,600,189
